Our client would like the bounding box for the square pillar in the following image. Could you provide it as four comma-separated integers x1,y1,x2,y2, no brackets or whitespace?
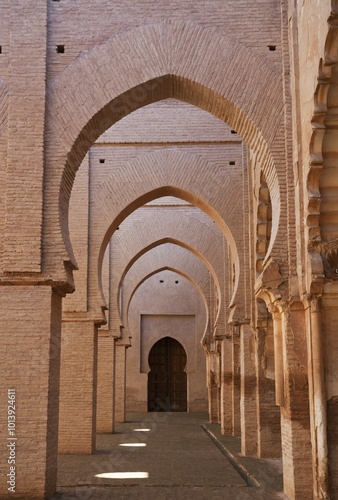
232,333,241,435
4,2,47,273
115,344,127,423
320,293,338,498
0,286,62,499
240,323,258,456
280,303,313,499
208,379,220,423
96,331,115,433
221,338,233,434
207,350,220,423
255,326,281,458
58,315,98,453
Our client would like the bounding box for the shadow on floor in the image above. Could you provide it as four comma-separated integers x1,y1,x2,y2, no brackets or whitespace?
51,412,287,500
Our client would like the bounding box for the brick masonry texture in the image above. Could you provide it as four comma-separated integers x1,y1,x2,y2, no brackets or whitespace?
0,2,338,500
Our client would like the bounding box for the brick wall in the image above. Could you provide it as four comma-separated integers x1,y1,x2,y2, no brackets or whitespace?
0,286,61,498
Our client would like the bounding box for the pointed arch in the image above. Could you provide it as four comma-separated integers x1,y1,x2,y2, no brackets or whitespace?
124,244,211,322
88,171,240,318
43,20,283,281
126,265,209,350
118,237,221,315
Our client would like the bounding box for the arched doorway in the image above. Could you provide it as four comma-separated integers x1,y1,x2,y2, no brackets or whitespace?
148,337,187,412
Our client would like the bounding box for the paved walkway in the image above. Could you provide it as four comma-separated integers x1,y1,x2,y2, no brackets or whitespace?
51,412,287,499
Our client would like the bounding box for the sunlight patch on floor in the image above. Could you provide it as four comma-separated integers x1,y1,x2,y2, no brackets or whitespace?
119,442,146,447
95,472,149,479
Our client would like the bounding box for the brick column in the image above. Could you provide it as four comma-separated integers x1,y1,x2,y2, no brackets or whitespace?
319,292,338,498
240,323,258,456
232,333,241,435
221,338,233,434
0,286,62,499
279,302,313,499
205,350,217,423
207,349,220,423
4,2,47,272
115,344,127,423
96,331,115,433
209,379,220,423
255,325,281,458
59,314,98,453
272,308,284,406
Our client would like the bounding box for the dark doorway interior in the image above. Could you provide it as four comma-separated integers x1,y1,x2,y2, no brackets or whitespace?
148,336,187,412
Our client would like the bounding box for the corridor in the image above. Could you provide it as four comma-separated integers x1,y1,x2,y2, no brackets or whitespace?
52,413,285,500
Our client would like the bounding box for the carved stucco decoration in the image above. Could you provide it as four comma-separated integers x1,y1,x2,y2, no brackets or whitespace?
255,260,284,299
307,2,338,286
308,239,338,280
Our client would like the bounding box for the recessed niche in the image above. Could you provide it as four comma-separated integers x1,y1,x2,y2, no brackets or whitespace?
159,280,164,283
268,45,276,51
56,45,65,53
229,161,236,166
231,130,237,134
99,158,105,164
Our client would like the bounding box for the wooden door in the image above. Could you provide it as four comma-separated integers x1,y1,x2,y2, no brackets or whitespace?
148,337,187,412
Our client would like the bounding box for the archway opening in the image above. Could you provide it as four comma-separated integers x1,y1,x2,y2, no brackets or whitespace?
148,337,187,412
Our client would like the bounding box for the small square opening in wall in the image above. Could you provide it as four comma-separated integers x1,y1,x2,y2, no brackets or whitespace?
231,130,237,134
268,45,276,52
0,46,2,54
56,45,65,53
229,161,236,166
99,158,105,164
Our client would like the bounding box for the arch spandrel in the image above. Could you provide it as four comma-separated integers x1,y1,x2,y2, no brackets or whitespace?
126,267,209,333
47,21,282,150
109,208,225,309
123,247,210,345
117,238,221,311
116,239,220,329
123,244,212,315
43,20,284,285
86,152,241,319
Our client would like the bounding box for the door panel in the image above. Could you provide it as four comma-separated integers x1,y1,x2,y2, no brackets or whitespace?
148,337,187,412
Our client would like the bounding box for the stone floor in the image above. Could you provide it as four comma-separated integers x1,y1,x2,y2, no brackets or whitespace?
51,412,287,499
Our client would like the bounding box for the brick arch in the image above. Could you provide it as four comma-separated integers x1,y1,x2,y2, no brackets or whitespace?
126,266,212,345
120,237,221,289
84,149,241,318
122,244,211,335
111,208,226,320
117,237,221,326
127,267,209,322
308,2,338,284
125,256,209,316
44,20,284,281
